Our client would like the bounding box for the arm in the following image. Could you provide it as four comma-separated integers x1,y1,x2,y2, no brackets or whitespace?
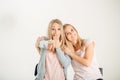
65,41,94,67
39,40,48,48
53,38,71,68
35,37,41,53
35,36,48,53
56,48,71,68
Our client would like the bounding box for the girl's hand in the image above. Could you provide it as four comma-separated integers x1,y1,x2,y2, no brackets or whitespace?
47,40,55,51
54,39,62,48
35,36,44,53
63,46,73,56
53,35,62,48
35,36,47,48
35,36,43,48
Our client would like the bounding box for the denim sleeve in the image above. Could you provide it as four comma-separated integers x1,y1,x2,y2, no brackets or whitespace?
39,40,48,49
56,48,71,68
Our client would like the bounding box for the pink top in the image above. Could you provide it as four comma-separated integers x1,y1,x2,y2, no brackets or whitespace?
43,51,65,80
71,39,103,80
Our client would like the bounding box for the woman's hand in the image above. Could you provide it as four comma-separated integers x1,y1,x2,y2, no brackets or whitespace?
47,40,55,52
35,36,44,53
63,46,73,56
35,37,43,48
47,39,62,52
54,39,62,48
53,35,62,48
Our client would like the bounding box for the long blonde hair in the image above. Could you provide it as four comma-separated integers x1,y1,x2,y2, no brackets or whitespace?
47,19,65,49
63,24,85,52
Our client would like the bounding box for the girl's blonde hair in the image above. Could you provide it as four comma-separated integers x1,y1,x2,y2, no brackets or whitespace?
47,19,65,49
63,24,85,52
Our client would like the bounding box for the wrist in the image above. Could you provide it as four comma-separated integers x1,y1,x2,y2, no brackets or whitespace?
55,46,60,48
69,52,74,57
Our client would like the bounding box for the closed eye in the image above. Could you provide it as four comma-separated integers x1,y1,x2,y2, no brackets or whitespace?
71,29,74,32
66,32,71,36
51,28,55,30
58,28,61,30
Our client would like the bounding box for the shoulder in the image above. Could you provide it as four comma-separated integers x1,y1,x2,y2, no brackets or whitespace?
84,38,95,48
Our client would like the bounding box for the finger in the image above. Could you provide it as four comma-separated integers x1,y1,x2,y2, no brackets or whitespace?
48,42,53,50
60,40,62,44
37,37,42,42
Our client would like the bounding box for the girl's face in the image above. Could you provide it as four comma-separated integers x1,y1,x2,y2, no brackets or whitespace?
64,25,78,44
51,23,61,40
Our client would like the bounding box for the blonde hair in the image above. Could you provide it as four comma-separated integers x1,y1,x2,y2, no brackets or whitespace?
47,19,65,49
63,24,85,52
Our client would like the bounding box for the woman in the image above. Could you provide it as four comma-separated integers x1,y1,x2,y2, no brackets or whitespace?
63,24,103,80
35,19,71,80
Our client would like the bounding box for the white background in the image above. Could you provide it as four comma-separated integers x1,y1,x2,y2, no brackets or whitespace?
0,0,120,80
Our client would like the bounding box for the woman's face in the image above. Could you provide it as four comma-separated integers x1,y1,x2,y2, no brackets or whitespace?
51,23,61,40
64,25,78,44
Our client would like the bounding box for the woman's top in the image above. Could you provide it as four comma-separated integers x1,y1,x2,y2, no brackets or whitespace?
43,51,65,80
71,39,103,80
35,40,71,80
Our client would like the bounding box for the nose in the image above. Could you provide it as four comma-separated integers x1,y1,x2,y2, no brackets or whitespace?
55,30,58,34
71,33,74,37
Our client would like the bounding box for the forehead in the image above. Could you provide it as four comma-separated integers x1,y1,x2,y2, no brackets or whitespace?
51,23,61,28
65,26,73,31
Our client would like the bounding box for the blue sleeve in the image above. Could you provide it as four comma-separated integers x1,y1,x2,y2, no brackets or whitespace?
56,48,71,68
39,40,48,49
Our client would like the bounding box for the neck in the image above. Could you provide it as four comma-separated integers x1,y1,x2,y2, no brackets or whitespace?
72,40,77,45
73,42,79,51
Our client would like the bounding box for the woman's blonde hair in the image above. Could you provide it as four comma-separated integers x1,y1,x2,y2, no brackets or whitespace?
63,24,85,52
47,19,65,49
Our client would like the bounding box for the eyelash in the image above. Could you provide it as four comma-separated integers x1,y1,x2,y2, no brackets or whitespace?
71,29,73,32
67,33,71,36
66,29,74,35
51,28,61,30
51,28,55,30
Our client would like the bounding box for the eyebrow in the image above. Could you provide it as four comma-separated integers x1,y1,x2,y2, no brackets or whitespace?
51,26,61,28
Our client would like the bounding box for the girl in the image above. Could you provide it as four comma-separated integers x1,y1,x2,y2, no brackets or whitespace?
63,24,103,80
35,19,71,80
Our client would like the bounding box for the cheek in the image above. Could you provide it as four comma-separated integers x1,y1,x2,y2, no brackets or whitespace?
51,31,55,37
75,33,78,39
51,31,54,35
58,31,61,34
52,30,57,33
59,31,62,36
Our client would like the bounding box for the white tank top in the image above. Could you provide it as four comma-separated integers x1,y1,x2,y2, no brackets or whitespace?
71,39,103,80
